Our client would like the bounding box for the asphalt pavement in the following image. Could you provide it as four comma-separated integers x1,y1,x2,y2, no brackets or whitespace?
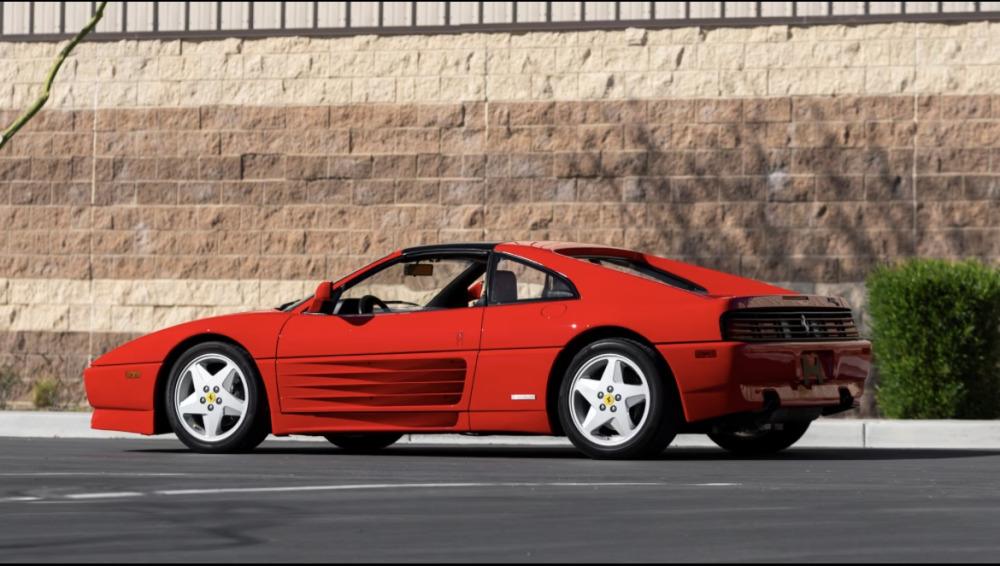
0,437,999,562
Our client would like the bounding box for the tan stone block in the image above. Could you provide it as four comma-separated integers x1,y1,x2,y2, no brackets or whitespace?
183,37,241,56
9,305,71,332
354,180,395,205
578,73,618,100
260,280,312,305
483,126,530,153
580,125,623,151
917,201,994,228
0,158,31,182
481,177,524,204
509,154,552,178
530,74,575,100
911,66,963,93
743,43,794,69
720,70,769,97
486,75,533,101
241,154,286,180
351,78,397,103
667,70,720,98
443,205,484,229
865,67,918,95
9,279,91,306
649,45,689,72
486,203,554,230
602,46,649,72
696,43,745,71
577,178,621,202
510,31,575,49
106,306,154,333
395,180,441,204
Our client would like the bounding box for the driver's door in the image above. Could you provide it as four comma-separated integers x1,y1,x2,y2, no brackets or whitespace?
275,254,487,433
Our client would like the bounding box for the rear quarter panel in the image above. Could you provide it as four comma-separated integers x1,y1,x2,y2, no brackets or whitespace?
495,244,731,344
472,245,742,425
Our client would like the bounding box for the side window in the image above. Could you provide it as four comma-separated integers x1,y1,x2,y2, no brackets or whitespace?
337,256,487,315
490,257,576,305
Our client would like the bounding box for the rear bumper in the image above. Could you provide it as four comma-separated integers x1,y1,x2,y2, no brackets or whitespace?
659,340,871,424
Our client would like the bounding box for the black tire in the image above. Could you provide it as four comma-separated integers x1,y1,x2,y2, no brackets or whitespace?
708,421,812,456
324,433,403,452
165,341,270,453
557,338,680,460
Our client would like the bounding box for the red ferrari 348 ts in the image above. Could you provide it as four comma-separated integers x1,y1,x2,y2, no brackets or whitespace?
86,242,871,459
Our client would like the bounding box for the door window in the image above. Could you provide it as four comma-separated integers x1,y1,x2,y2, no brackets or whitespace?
337,255,488,315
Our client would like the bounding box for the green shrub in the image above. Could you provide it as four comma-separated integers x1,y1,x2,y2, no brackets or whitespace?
0,366,18,409
868,259,1000,419
32,378,63,410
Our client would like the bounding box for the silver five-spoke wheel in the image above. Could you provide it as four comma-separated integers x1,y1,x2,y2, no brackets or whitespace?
558,339,678,459
568,353,651,447
174,353,249,443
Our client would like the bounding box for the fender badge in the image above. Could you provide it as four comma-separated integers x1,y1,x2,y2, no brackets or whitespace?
511,394,536,401
124,371,142,379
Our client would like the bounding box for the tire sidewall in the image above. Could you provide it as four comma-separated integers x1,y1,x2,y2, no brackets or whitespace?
165,341,267,453
324,433,404,452
708,420,812,456
557,339,675,459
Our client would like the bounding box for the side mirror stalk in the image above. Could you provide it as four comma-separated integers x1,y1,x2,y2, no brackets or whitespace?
308,281,340,314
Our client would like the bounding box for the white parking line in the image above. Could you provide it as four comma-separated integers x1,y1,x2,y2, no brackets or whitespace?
64,492,146,500
0,473,192,478
156,481,667,496
0,496,41,503
1,481,741,504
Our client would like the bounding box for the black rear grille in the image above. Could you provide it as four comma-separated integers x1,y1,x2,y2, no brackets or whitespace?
723,309,860,342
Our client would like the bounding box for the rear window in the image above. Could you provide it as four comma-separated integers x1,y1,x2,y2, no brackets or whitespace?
577,256,707,294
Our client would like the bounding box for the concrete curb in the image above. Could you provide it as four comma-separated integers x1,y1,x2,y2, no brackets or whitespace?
2,411,1000,449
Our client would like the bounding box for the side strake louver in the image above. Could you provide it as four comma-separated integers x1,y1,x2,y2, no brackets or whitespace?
723,309,860,342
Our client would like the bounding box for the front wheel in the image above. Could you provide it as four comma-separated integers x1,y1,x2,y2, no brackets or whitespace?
324,433,403,452
165,341,270,453
557,338,679,460
708,421,811,456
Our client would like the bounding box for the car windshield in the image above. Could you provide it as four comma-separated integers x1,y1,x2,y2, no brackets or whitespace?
276,297,310,312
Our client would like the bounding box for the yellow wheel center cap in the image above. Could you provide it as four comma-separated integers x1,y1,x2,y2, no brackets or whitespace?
604,394,614,407
207,392,217,403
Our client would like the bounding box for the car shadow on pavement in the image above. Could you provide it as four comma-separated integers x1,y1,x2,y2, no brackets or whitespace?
129,444,1000,461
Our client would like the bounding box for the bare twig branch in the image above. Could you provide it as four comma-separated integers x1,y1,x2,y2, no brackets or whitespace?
0,1,109,151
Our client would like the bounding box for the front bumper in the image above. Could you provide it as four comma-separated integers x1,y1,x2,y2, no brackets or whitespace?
84,362,161,435
658,340,871,424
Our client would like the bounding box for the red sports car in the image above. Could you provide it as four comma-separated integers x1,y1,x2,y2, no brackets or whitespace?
85,241,870,459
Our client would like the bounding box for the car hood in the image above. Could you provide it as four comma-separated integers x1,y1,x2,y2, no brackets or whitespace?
91,310,294,367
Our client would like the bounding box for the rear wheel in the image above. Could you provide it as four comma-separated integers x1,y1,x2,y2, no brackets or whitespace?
557,338,679,460
324,433,403,452
708,421,811,456
165,341,270,453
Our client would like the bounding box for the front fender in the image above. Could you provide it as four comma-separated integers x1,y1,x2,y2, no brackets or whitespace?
91,311,293,366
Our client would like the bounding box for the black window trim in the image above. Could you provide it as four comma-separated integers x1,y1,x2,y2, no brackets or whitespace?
486,252,580,307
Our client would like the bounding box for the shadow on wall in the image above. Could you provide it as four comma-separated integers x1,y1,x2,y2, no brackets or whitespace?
573,98,924,418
